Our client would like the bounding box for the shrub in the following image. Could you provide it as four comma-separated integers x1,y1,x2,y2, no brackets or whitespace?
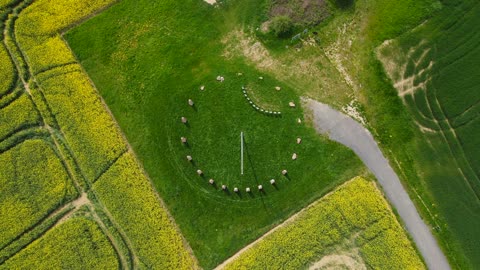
270,15,294,38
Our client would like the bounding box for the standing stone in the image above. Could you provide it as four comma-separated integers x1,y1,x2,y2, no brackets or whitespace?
181,137,187,144
209,179,215,185
282,170,288,175
270,179,276,185
188,99,194,106
181,117,188,124
186,155,193,161
292,153,297,160
296,138,302,144
197,169,203,175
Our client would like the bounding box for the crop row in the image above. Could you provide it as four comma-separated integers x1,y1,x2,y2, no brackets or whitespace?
94,152,198,269
222,177,424,270
35,69,127,181
1,0,199,267
15,0,114,39
0,217,119,269
0,139,77,251
0,94,41,141
11,2,127,181
0,43,16,97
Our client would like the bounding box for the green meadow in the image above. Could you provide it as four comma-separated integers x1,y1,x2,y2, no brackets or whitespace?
67,0,480,268
66,0,365,267
376,0,480,267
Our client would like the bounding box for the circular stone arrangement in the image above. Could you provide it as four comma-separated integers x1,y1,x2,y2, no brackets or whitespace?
179,74,303,197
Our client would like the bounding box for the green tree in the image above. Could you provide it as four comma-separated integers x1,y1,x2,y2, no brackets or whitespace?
270,15,294,38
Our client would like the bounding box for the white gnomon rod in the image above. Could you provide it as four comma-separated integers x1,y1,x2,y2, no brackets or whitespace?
241,131,244,175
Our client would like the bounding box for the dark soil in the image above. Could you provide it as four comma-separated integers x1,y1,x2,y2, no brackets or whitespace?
269,0,330,27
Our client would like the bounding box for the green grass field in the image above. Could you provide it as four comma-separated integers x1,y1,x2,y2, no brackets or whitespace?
66,0,366,267
3,0,479,268
375,1,480,268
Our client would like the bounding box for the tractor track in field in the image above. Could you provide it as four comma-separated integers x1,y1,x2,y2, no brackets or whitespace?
213,179,360,270
63,33,200,266
0,2,138,268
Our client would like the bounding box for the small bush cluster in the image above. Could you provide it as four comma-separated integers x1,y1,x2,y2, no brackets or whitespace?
268,0,330,37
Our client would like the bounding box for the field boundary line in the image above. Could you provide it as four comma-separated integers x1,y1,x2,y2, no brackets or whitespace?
61,29,201,267
3,1,138,266
213,178,359,270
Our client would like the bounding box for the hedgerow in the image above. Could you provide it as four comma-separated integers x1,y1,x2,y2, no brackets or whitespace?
0,217,119,269
0,94,41,141
222,177,425,270
0,139,76,250
94,153,198,269
0,44,16,96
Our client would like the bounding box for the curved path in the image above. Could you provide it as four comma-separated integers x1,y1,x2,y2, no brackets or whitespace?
306,99,450,270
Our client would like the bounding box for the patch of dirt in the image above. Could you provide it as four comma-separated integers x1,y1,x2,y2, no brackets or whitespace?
376,39,434,98
222,29,352,106
323,21,360,93
270,0,330,27
204,0,216,5
342,99,366,126
223,30,278,69
308,253,366,270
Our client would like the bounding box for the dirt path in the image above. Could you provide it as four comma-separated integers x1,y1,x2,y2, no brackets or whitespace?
306,98,451,270
308,253,366,270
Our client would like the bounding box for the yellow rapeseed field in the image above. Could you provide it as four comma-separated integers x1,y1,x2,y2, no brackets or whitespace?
0,94,40,140
222,177,425,270
94,153,198,269
0,139,76,249
0,217,119,269
0,44,15,96
0,0,199,268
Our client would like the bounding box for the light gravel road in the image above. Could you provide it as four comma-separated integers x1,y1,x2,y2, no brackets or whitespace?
307,99,451,270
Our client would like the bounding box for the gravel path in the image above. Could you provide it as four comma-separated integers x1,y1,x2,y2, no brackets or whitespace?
306,99,451,270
